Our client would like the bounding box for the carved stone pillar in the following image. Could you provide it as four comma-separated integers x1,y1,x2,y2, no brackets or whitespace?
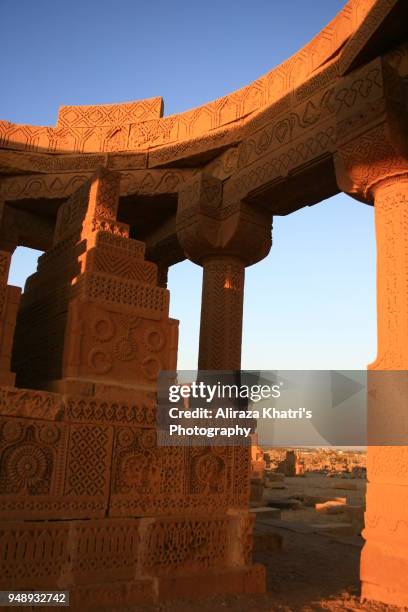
0,203,52,387
362,176,408,608
176,172,272,593
199,256,244,370
0,249,20,386
177,172,272,371
335,55,408,607
370,177,408,370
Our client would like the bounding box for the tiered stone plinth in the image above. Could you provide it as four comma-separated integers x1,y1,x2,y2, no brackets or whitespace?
0,168,263,609
12,168,178,396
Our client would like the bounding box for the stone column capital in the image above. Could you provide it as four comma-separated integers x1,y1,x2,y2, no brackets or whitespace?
334,56,408,201
176,172,272,267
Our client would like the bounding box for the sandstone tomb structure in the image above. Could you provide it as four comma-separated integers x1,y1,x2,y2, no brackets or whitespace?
0,0,407,606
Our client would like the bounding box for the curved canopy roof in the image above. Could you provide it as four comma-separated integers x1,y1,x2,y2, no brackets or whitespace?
0,0,404,166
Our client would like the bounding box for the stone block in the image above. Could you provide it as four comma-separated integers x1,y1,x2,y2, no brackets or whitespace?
0,412,113,520
315,500,347,515
0,518,141,589
303,494,346,507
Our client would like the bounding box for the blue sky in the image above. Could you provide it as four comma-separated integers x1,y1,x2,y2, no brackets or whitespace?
2,0,377,371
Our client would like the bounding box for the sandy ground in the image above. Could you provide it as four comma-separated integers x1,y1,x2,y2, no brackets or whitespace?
116,475,404,612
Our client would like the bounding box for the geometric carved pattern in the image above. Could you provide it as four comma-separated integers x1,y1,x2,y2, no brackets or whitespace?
0,384,252,520
82,273,168,315
0,522,70,585
65,425,110,497
0,512,260,608
199,257,245,370
53,181,92,245
0,387,63,421
64,395,156,426
93,230,145,257
0,374,259,605
0,518,140,587
56,98,163,128
90,249,157,284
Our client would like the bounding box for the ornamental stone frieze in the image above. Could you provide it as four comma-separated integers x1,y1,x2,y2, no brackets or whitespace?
334,56,408,201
